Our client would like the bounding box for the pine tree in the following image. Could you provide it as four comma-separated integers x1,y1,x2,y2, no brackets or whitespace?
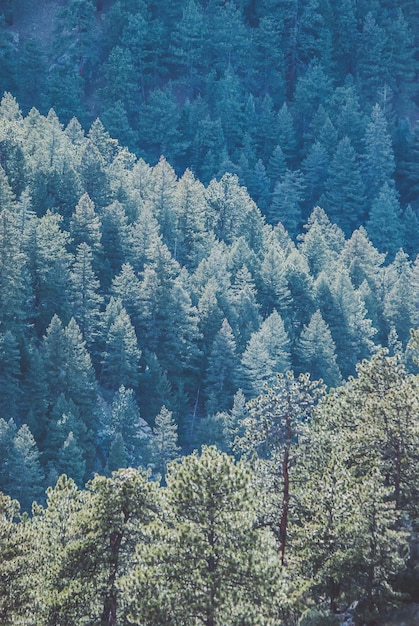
383,250,413,345
356,13,388,106
296,310,342,387
366,182,403,258
69,192,102,253
301,141,329,212
321,136,367,235
204,319,241,416
269,168,305,235
275,102,298,164
124,446,283,625
0,209,31,334
241,310,291,397
0,330,21,419
108,385,152,468
258,230,291,318
8,424,45,511
56,432,86,486
363,104,396,201
33,210,73,332
172,168,212,268
101,307,141,390
226,265,261,353
169,0,206,98
236,371,325,565
298,206,345,279
69,242,103,346
284,249,317,339
151,405,181,478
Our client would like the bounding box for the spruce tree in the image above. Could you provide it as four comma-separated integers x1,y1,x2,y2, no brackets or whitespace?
363,104,396,201
241,310,291,397
151,405,181,478
321,136,367,235
204,319,241,416
366,182,403,258
296,310,342,387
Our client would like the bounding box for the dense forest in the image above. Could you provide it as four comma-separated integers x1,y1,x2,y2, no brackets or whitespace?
1,0,419,624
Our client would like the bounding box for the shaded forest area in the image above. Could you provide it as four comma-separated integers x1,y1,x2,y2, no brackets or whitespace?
2,0,419,252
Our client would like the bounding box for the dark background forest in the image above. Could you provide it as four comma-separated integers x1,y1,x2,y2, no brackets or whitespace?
1,1,419,624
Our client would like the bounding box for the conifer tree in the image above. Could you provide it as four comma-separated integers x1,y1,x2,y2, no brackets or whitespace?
321,136,367,235
226,264,261,352
269,169,305,235
204,319,241,415
151,405,181,478
366,182,403,257
56,432,86,486
124,446,283,625
363,104,396,201
69,192,102,253
101,307,141,390
236,371,325,565
8,424,45,511
296,310,342,387
258,230,291,317
33,210,73,332
0,330,21,419
106,385,151,468
0,208,31,334
69,242,103,346
241,310,291,397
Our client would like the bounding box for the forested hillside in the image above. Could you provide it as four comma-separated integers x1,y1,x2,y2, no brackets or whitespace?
1,0,419,624
1,91,419,493
2,0,419,252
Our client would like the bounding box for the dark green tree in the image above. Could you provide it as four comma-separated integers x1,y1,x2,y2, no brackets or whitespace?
321,136,367,235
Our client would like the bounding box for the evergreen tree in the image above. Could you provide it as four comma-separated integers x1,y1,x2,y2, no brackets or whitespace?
226,265,261,353
298,206,345,279
241,310,291,397
106,385,151,468
151,405,181,478
301,141,329,212
69,242,103,346
69,192,102,253
236,371,325,565
0,208,31,334
383,250,413,345
0,330,21,420
33,210,73,332
296,309,342,387
172,168,212,268
8,424,45,511
363,104,396,201
284,249,317,338
258,230,291,318
275,102,298,164
204,319,241,416
356,12,388,106
124,446,283,625
268,168,305,235
321,136,367,235
267,144,287,185
56,432,86,487
169,0,206,98
101,307,141,391
366,182,403,257
99,200,131,282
